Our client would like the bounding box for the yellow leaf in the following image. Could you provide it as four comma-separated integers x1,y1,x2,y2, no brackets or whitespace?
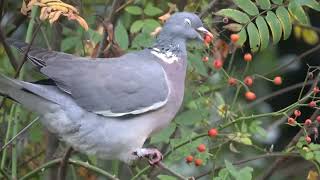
307,170,319,180
302,29,319,45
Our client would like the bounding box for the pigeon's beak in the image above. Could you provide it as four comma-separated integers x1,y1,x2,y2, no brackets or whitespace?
196,27,213,41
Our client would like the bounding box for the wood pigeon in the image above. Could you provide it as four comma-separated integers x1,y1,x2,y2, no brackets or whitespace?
0,12,212,164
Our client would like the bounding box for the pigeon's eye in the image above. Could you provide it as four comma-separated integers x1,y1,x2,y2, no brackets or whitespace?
184,18,191,26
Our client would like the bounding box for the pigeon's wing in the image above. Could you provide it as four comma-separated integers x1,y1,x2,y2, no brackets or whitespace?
9,40,170,117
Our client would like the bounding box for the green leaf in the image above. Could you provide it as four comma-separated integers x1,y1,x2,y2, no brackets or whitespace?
265,11,282,44
236,28,247,46
247,22,260,52
223,23,243,32
142,19,161,33
125,5,143,15
130,20,144,33
256,0,271,10
288,0,310,25
150,123,176,144
175,110,204,125
61,36,79,51
115,20,129,50
233,0,259,16
188,53,208,76
238,167,254,180
157,175,177,180
225,160,238,177
297,0,320,11
255,16,270,50
271,0,283,4
276,6,292,40
144,3,163,16
216,9,250,24
240,137,253,145
87,28,103,43
131,32,155,49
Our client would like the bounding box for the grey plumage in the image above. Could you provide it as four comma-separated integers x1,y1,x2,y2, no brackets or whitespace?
0,12,212,163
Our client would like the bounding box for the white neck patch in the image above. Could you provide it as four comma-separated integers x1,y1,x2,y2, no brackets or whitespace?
151,48,179,64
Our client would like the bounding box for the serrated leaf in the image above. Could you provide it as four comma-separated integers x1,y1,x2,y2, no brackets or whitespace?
144,4,163,16
288,0,310,25
276,7,292,40
265,11,282,44
223,23,243,32
216,9,250,24
130,20,144,33
298,0,320,11
225,160,238,177
255,16,269,50
236,28,247,46
247,22,260,52
256,0,271,10
271,0,283,4
302,28,319,45
115,20,129,50
233,0,259,16
125,6,143,15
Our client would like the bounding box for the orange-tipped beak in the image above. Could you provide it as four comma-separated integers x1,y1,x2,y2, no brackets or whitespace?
197,27,213,38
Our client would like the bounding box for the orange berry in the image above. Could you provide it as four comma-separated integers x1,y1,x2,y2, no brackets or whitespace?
194,159,203,166
202,56,209,62
208,128,218,137
294,110,301,117
305,136,312,144
197,144,206,152
309,101,317,108
317,116,320,123
245,91,256,101
213,59,223,70
273,76,282,85
204,34,213,44
228,77,237,86
244,53,252,62
304,119,312,126
244,76,253,86
230,34,240,43
185,155,194,163
288,117,296,125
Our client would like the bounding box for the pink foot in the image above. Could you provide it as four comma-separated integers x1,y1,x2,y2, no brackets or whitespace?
133,148,163,165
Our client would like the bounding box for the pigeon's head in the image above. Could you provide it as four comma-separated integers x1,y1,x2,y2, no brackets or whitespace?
160,12,213,42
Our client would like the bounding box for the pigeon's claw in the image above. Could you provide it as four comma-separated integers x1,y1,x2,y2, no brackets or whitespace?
133,148,163,165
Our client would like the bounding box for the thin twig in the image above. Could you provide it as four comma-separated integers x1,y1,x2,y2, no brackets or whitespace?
263,44,320,77
199,0,218,18
20,158,120,180
0,117,39,152
157,162,187,180
58,147,74,180
257,74,320,180
195,152,300,179
96,0,124,58
0,28,19,70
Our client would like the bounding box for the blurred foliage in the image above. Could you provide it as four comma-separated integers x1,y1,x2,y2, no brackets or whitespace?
0,0,320,179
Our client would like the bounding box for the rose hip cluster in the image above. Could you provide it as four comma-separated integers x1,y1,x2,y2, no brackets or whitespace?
185,128,218,166
287,109,320,144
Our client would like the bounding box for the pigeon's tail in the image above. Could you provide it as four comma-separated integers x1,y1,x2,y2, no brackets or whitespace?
6,38,47,68
0,74,58,115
